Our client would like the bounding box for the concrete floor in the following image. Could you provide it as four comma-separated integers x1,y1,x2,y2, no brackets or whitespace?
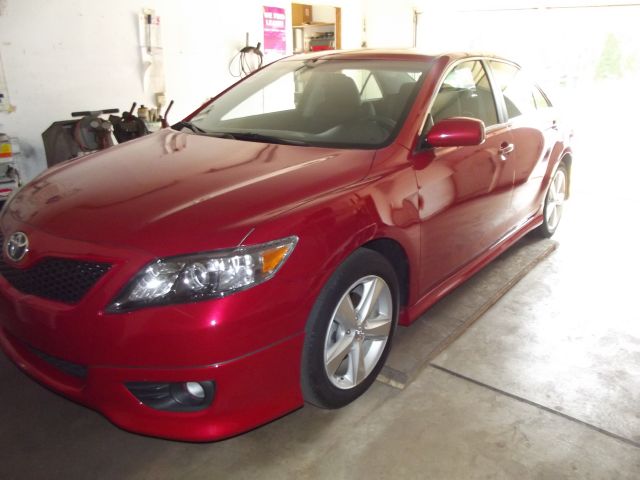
2,83,640,479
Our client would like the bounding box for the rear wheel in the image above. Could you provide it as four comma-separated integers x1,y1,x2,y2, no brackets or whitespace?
537,163,568,238
301,249,398,408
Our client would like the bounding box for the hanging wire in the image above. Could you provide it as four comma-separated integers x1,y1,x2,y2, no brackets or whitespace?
229,42,264,78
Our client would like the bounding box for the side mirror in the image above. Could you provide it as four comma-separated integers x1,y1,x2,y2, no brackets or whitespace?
425,117,486,148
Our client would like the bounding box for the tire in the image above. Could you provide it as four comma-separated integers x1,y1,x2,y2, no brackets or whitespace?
536,162,568,238
301,248,399,409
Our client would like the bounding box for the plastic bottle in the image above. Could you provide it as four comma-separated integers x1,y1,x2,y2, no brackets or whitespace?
137,105,149,121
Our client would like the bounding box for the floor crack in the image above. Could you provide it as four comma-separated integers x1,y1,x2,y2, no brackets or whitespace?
430,363,640,449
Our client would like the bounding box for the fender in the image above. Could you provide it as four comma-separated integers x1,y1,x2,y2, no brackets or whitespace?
246,145,421,331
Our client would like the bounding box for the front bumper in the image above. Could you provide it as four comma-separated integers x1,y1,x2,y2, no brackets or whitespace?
0,325,304,441
0,221,323,441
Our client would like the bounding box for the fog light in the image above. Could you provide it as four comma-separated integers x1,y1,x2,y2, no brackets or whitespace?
185,381,206,400
127,380,215,412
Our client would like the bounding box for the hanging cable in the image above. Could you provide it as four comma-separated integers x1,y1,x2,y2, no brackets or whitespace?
229,42,263,78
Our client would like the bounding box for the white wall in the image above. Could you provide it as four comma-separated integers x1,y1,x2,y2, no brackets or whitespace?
364,0,415,49
0,0,295,180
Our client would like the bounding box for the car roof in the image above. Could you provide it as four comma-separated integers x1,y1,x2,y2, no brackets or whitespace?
283,49,515,65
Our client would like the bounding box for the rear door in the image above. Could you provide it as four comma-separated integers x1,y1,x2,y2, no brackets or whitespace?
488,60,560,223
413,59,516,296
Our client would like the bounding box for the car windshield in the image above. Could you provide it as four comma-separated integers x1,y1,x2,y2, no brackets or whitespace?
184,58,430,149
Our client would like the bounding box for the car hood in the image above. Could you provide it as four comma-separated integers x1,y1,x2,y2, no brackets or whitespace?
3,130,374,255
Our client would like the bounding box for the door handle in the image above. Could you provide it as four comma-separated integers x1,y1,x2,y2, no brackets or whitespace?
499,142,514,155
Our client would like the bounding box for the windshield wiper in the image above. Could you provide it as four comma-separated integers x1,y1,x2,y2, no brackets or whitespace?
174,126,309,146
221,132,310,146
172,121,208,134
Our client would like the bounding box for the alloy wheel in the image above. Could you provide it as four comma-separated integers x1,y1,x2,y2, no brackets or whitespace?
323,275,393,389
545,168,567,231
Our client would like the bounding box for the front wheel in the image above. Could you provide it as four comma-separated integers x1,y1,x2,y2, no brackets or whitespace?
537,162,568,238
301,249,399,409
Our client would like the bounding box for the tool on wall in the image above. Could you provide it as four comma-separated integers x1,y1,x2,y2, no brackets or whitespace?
0,50,14,113
139,8,165,98
0,133,21,202
229,33,264,77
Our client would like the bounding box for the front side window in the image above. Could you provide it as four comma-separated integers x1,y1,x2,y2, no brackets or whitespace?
532,86,551,109
430,60,498,127
187,59,430,149
489,61,542,119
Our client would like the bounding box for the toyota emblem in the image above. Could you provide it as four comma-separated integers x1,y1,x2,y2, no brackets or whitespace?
6,232,29,262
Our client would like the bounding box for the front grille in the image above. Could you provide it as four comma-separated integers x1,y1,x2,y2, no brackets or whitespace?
0,233,111,303
27,345,88,378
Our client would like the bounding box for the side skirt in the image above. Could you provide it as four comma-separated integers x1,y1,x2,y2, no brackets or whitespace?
398,214,543,326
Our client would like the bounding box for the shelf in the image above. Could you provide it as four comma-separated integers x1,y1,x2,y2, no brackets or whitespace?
293,22,335,28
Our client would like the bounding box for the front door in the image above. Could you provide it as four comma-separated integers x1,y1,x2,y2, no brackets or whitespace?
413,60,516,296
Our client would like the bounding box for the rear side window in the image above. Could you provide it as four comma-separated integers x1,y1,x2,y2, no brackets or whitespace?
489,61,546,119
430,60,498,127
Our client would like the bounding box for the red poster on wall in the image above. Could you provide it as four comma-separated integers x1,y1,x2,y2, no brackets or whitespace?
263,6,286,54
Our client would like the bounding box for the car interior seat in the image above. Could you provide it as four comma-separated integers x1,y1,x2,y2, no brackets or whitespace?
299,73,362,132
389,82,416,119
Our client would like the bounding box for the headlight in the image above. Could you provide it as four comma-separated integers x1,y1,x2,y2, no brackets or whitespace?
108,236,298,312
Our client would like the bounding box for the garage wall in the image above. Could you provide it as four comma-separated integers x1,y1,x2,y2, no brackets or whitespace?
364,0,416,48
0,0,417,181
0,0,284,179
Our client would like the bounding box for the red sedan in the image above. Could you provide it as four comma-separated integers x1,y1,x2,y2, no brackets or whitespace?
0,50,571,441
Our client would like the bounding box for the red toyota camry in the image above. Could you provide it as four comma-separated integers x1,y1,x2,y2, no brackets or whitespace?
0,50,571,441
